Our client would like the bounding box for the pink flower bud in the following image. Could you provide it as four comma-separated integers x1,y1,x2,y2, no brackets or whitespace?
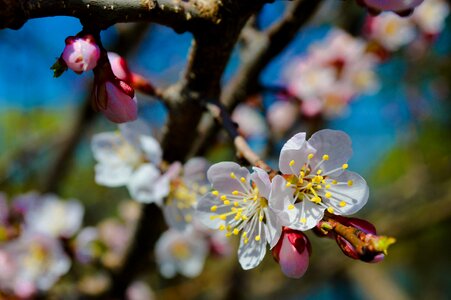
272,228,311,279
62,34,100,73
98,81,138,123
357,0,424,16
333,216,385,263
107,52,131,82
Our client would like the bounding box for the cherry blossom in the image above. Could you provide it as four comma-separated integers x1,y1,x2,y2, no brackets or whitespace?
197,162,283,270
270,130,369,231
155,228,208,278
412,0,450,35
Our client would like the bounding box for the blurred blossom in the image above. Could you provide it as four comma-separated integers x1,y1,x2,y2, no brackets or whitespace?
267,101,298,135
197,163,284,270
285,29,379,117
91,120,169,204
155,228,208,278
232,104,268,138
0,233,70,298
24,195,84,238
163,157,210,231
108,52,132,82
126,281,155,300
74,227,100,264
61,34,100,73
412,0,450,35
367,13,416,51
98,219,131,268
271,130,369,231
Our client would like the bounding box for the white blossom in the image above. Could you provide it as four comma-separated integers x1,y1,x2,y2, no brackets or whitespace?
271,130,369,231
197,162,283,270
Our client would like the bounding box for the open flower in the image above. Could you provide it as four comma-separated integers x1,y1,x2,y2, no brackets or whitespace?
155,228,208,278
24,194,84,238
0,233,70,298
412,0,450,35
163,158,209,231
91,120,171,204
271,130,369,231
367,13,416,51
197,162,282,270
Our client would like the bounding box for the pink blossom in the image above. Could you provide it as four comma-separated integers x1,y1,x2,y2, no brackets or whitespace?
272,228,311,279
61,34,100,73
358,0,424,15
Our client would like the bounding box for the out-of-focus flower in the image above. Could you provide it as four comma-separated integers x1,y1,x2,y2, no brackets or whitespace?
412,0,450,35
271,227,311,279
155,228,208,278
267,101,298,135
271,130,369,231
127,281,155,300
357,0,424,16
74,227,100,264
24,194,84,238
197,162,284,270
232,104,268,137
285,29,379,117
98,219,131,269
91,120,171,204
0,233,70,298
61,34,100,73
163,158,209,231
367,13,416,51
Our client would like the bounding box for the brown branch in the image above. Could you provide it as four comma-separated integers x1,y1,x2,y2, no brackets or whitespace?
0,0,220,32
192,0,324,156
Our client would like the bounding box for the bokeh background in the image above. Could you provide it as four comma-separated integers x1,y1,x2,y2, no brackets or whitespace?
0,0,450,299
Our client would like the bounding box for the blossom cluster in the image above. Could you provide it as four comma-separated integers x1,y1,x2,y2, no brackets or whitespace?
197,129,370,278
366,0,450,51
91,119,231,278
0,192,83,298
284,29,379,117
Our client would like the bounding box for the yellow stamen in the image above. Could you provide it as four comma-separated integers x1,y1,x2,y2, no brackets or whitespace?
308,153,314,160
230,172,236,179
322,154,329,161
327,207,335,213
212,190,219,196
255,235,261,241
300,217,307,223
339,201,347,207
210,205,217,212
288,204,295,210
325,192,332,198
348,180,353,186
233,228,239,235
342,164,349,169
289,160,295,167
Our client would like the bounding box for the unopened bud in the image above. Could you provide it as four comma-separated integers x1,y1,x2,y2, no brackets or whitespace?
98,81,137,123
356,0,424,16
62,34,100,73
272,228,311,279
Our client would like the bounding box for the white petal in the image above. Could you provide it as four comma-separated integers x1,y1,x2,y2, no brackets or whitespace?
268,175,297,226
91,132,125,164
162,203,194,232
264,208,282,249
238,218,267,270
307,129,352,175
289,199,324,231
140,135,162,165
184,157,209,185
251,167,271,198
119,119,152,148
127,164,167,205
196,194,227,230
326,171,369,215
94,163,133,187
207,162,251,195
279,133,317,175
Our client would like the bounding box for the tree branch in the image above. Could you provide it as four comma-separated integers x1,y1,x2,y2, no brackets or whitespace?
0,0,220,32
